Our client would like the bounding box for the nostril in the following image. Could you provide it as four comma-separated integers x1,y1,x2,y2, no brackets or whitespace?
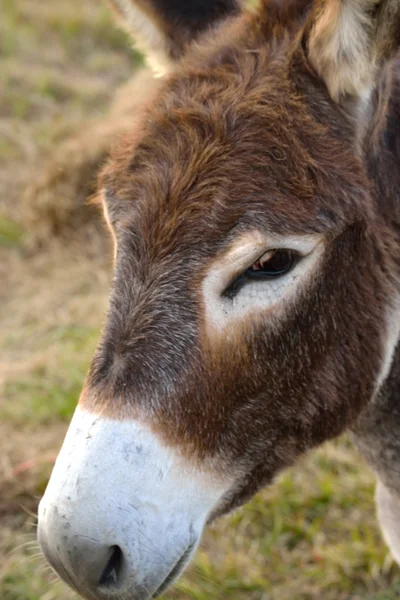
98,545,124,589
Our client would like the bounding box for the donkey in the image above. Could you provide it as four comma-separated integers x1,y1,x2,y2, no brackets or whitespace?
37,0,400,598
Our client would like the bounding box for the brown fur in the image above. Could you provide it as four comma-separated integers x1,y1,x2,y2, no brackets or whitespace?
41,0,400,593
77,0,400,516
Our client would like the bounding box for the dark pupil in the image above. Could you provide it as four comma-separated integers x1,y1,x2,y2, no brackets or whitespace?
223,249,298,299
247,249,295,278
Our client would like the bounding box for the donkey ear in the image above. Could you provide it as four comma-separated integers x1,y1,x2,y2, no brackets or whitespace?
305,0,400,103
107,0,242,74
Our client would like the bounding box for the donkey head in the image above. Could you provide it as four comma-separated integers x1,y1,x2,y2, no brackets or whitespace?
38,0,400,598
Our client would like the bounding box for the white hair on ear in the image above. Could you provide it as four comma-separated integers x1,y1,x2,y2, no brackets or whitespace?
110,0,173,76
308,0,379,102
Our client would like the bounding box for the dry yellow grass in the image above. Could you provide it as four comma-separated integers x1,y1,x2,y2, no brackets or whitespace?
1,1,400,599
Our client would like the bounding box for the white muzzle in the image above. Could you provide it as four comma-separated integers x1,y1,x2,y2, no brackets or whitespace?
38,407,228,599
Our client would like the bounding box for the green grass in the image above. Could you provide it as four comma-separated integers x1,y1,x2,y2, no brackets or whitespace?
1,0,400,598
0,217,24,247
1,326,99,424
0,0,140,161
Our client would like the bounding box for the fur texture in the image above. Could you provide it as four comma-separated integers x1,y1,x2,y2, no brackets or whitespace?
38,0,400,597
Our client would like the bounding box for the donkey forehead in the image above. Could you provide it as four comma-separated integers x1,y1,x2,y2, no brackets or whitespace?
101,54,364,240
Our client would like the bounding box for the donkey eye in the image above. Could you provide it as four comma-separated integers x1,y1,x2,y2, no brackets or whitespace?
223,249,300,298
246,249,299,279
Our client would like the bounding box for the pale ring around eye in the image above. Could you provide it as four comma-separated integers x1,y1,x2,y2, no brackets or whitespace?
202,231,325,335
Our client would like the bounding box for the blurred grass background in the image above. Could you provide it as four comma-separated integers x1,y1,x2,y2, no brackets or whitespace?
1,0,400,598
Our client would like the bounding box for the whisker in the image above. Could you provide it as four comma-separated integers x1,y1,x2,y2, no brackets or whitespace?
6,539,39,555
19,504,40,521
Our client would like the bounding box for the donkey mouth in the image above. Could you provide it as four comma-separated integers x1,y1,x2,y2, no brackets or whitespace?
152,541,197,598
152,540,197,598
